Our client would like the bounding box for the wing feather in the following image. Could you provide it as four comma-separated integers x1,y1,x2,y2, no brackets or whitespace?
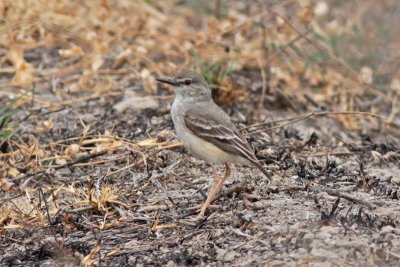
182,104,271,179
184,114,258,163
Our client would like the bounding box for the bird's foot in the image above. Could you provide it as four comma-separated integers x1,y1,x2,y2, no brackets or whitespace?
190,213,206,222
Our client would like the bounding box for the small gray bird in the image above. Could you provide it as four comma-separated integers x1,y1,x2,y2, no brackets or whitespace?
156,70,270,220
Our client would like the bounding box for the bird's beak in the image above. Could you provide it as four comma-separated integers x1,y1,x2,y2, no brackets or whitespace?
155,77,178,86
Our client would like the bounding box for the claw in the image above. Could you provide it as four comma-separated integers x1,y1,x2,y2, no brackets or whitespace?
190,214,205,222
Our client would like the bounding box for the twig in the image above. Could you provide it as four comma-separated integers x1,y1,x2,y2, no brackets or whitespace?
65,206,94,213
243,111,390,135
230,226,253,238
388,250,400,259
304,151,358,157
240,114,306,131
0,193,23,205
271,28,313,60
279,185,307,192
14,150,108,181
257,57,267,109
178,230,204,243
312,186,376,210
271,185,376,210
104,150,155,178
38,186,58,243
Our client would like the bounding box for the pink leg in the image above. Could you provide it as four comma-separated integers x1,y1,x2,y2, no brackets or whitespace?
195,163,232,220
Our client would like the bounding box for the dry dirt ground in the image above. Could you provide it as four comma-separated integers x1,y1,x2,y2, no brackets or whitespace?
1,91,399,266
1,1,400,266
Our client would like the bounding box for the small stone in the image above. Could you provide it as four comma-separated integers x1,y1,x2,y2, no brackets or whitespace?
224,251,237,262
216,248,227,261
303,233,314,240
311,247,339,258
213,229,224,239
391,176,400,185
113,95,158,113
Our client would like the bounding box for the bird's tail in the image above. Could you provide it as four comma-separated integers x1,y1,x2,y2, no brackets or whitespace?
251,160,272,181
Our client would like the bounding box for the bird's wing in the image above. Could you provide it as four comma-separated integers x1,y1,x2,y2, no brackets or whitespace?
184,106,258,163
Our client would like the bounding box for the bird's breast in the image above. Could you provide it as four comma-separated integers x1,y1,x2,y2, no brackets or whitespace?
171,102,238,164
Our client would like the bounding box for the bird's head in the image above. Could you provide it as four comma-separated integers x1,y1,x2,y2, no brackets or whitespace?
156,70,211,99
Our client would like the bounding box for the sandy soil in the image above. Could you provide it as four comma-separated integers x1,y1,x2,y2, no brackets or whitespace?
1,93,399,266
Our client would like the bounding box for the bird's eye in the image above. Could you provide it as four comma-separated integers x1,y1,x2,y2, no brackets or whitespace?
184,79,192,86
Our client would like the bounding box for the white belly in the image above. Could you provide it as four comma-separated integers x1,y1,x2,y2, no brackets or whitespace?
177,127,235,163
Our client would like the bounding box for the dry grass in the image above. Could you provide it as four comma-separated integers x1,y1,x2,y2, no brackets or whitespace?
0,0,399,266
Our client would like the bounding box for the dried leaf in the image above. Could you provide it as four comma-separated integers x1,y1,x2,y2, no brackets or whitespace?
359,66,373,84
42,119,54,130
59,46,83,59
82,245,100,266
141,69,157,94
65,144,80,158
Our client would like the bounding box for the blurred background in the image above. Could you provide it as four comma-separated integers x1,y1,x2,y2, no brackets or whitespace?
1,0,399,127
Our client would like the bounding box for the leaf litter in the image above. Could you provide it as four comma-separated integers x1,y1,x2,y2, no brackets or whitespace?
0,0,400,266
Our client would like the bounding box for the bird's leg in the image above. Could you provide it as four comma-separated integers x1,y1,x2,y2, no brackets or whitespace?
195,163,231,221
215,162,231,193
195,166,221,220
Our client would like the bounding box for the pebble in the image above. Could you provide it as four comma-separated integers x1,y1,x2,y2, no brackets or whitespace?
391,176,400,185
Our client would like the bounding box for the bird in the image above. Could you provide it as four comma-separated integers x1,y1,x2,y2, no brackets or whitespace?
156,70,271,220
